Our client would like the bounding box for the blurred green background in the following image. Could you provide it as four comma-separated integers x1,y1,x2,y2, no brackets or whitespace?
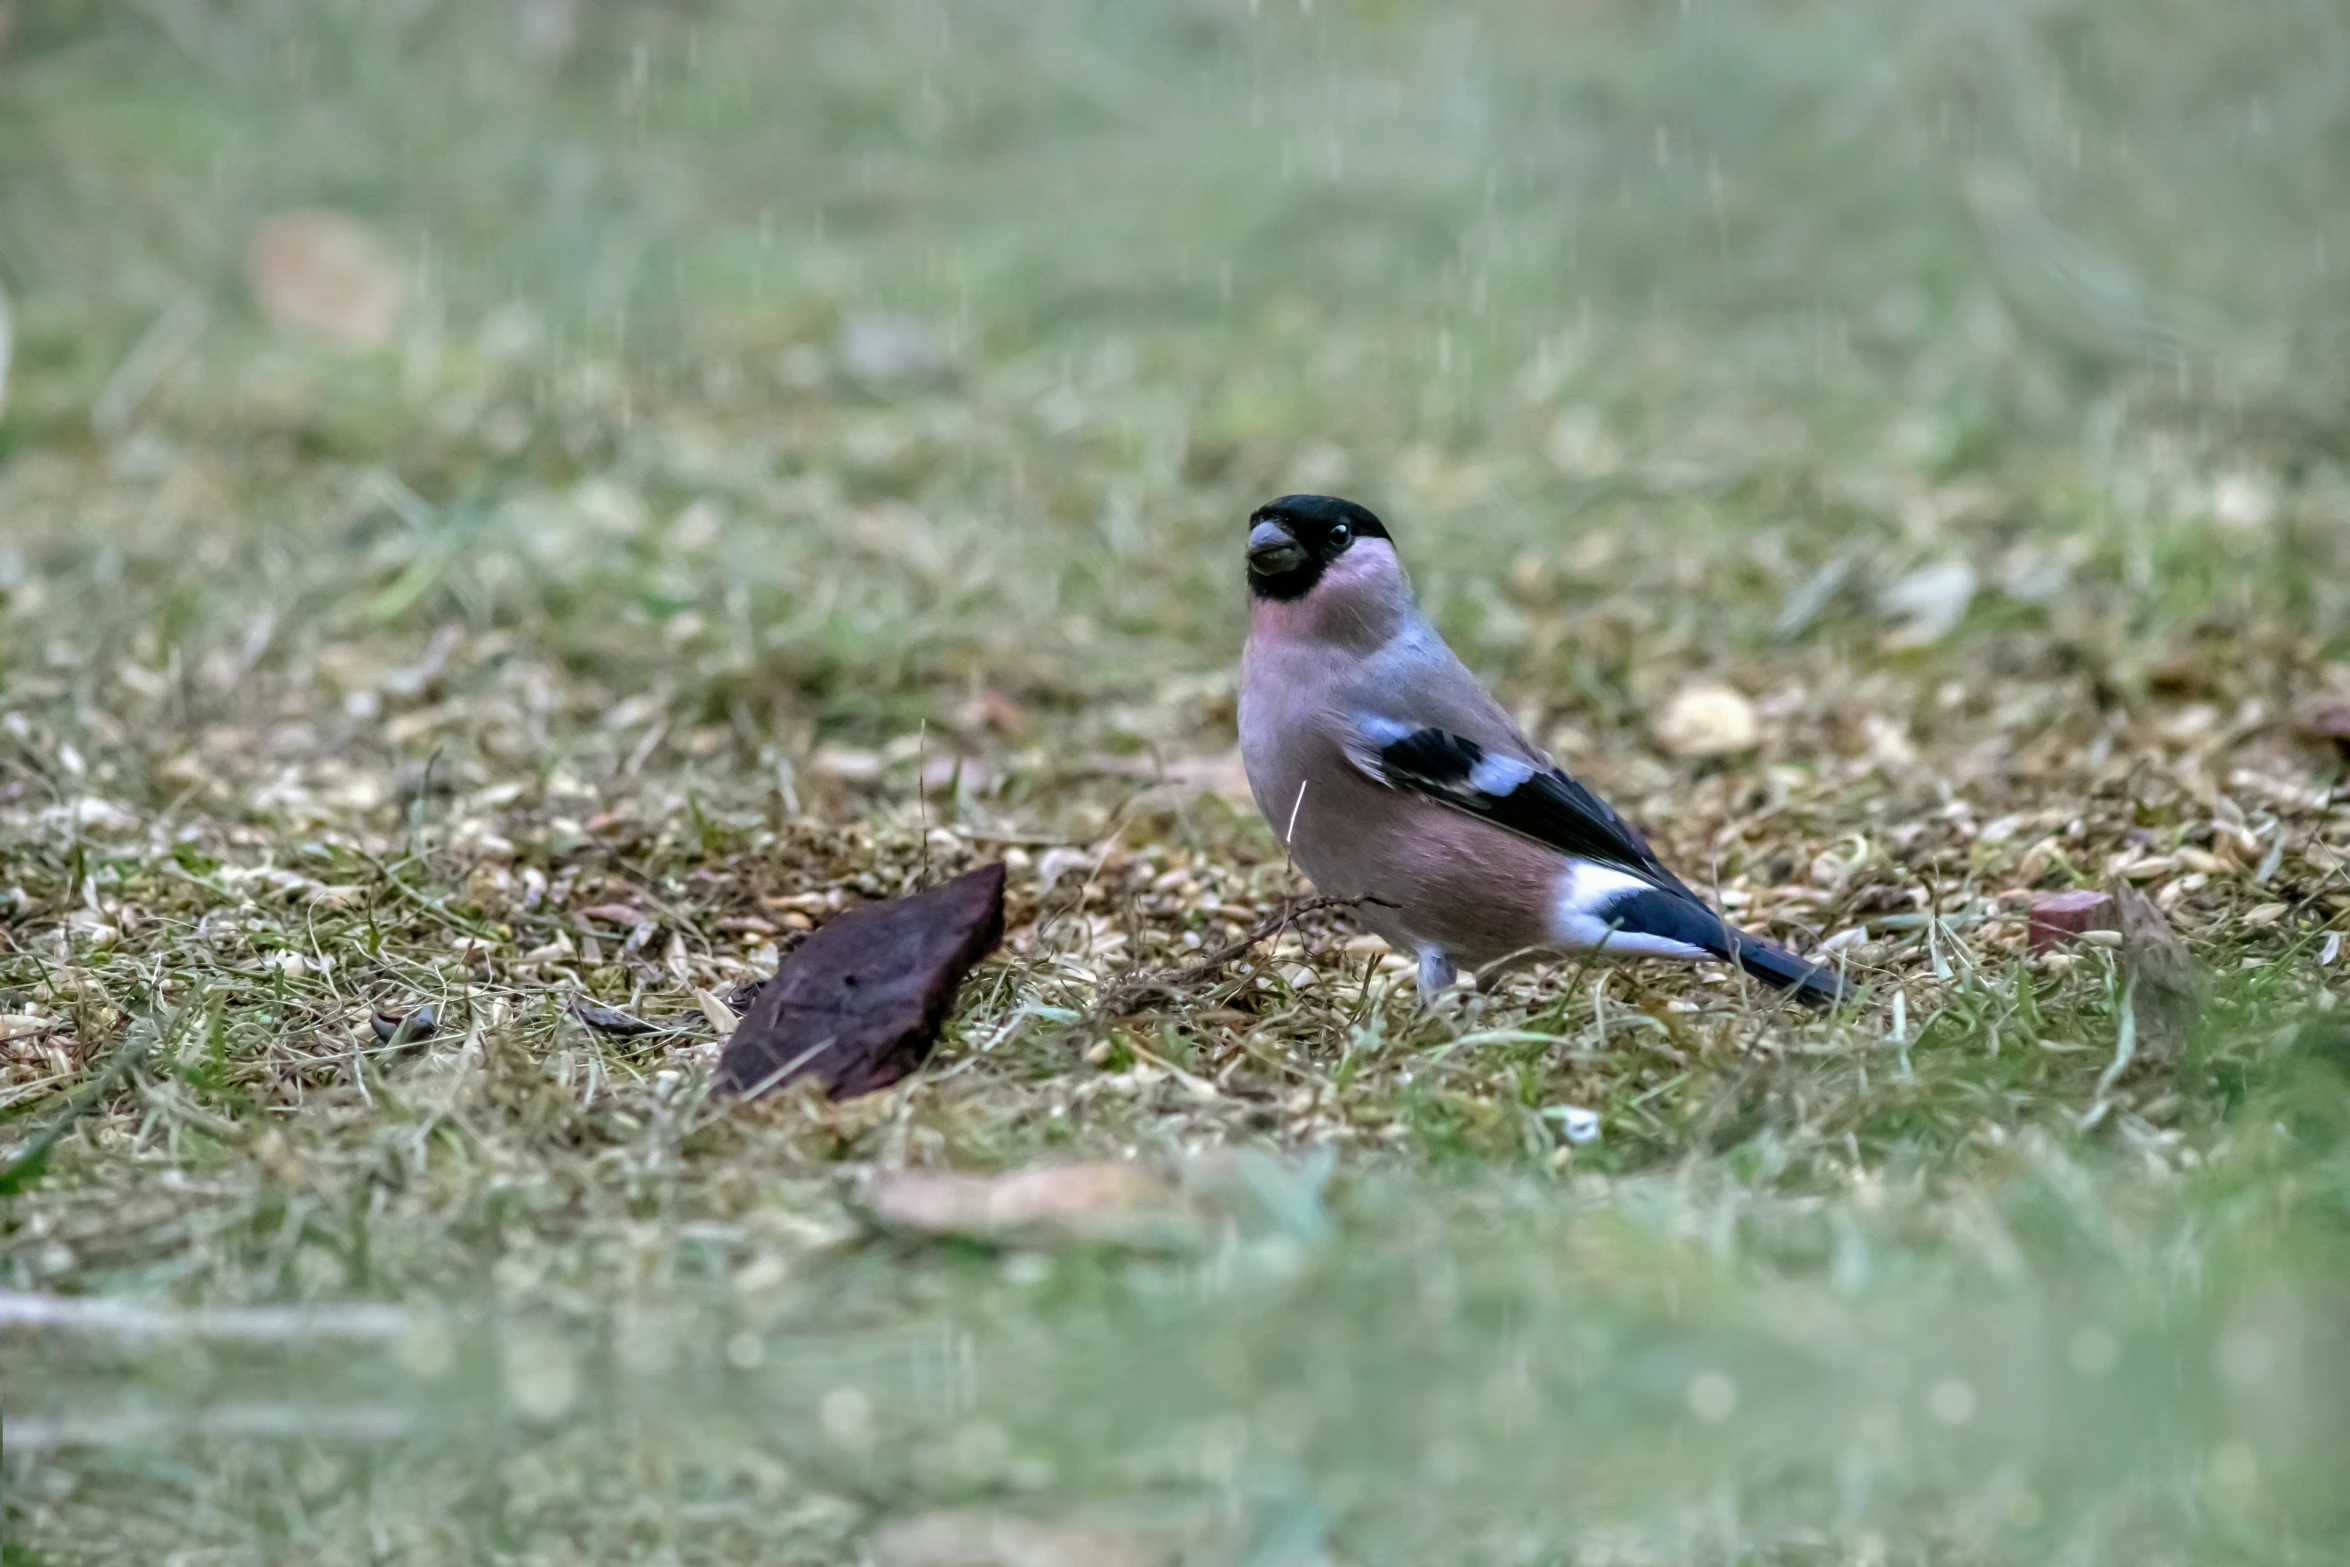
6,0,2349,725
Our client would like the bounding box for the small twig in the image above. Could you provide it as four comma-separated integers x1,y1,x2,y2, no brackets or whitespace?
1095,894,1393,1018
957,829,1076,848
621,719,669,781
405,746,444,863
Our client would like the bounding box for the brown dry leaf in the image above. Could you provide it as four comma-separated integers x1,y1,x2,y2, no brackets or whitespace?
247,211,407,351
852,1161,1198,1248
715,863,1005,1099
1653,683,1760,758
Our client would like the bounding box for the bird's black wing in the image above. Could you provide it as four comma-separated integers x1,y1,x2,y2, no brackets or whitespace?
1364,725,1691,893
1353,721,1845,1005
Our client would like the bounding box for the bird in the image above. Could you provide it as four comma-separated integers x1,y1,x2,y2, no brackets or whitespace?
1236,493,1842,1006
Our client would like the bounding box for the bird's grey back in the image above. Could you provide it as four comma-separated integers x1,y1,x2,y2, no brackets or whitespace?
1350,620,1540,763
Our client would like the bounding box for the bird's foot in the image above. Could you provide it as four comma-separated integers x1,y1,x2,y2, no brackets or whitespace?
1413,948,1459,1008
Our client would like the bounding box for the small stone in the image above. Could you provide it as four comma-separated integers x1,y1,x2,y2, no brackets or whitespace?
1880,559,1977,648
835,314,952,384
1653,683,1760,758
1548,1105,1602,1145
248,211,407,351
2211,470,2278,531
2028,890,2118,953
369,1004,439,1050
809,745,884,781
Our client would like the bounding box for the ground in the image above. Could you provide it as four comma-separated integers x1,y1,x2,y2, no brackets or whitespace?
4,4,2350,1564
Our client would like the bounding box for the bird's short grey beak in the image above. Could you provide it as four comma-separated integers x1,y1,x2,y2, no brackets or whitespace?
1247,519,1308,576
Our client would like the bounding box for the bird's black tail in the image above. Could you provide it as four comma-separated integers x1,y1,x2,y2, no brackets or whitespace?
1598,885,1846,1007
1724,929,1846,1007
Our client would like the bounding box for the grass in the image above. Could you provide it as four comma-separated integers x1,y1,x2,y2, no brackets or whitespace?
4,1,2350,1561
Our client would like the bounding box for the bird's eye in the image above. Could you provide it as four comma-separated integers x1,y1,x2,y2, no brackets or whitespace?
1329,523,1352,549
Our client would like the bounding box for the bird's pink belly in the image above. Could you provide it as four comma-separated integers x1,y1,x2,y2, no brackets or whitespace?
1286,774,1562,967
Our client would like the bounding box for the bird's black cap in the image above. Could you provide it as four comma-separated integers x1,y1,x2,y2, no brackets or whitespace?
1252,494,1390,543
1246,495,1391,601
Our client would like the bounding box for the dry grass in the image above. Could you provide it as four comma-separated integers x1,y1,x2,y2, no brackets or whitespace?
5,2,2350,1562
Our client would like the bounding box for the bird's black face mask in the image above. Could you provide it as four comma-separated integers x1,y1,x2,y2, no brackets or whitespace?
1245,494,1392,602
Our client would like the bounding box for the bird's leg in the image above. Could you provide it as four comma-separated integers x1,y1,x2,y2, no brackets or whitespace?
1415,947,1458,1001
